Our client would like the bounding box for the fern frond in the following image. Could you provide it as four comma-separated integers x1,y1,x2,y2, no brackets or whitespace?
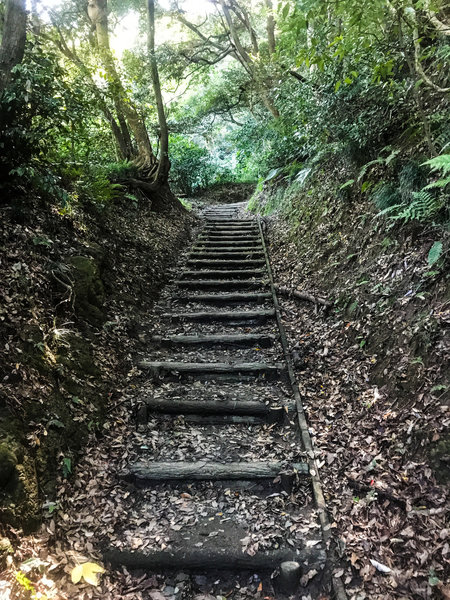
422,154,450,176
424,175,450,189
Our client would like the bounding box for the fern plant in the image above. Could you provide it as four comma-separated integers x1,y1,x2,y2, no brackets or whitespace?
377,190,442,223
422,154,450,190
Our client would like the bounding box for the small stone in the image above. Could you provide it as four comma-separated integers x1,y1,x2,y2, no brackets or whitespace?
175,572,189,582
0,537,13,570
194,575,208,586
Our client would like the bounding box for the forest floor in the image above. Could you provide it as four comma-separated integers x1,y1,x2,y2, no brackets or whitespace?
0,187,448,600
267,211,449,600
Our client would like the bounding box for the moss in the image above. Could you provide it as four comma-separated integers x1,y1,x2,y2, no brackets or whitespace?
0,440,40,533
0,444,17,487
0,537,13,570
68,255,105,326
56,332,100,377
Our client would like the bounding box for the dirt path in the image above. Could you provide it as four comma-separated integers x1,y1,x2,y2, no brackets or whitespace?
98,203,345,598
2,204,347,599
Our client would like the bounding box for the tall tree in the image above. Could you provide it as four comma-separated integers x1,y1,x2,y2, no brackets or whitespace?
87,0,155,166
0,0,27,92
174,0,281,118
147,0,170,184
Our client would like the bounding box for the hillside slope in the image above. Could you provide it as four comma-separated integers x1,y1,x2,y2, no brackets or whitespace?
252,167,449,599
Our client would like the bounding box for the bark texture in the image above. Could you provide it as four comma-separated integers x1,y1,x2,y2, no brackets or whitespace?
0,0,27,93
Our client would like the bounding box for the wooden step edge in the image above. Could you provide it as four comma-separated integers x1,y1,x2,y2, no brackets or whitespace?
161,309,275,320
172,292,272,303
125,460,309,482
186,260,266,266
151,333,277,347
175,280,267,289
103,546,324,572
140,397,290,418
180,270,265,279
189,253,265,259
138,360,283,374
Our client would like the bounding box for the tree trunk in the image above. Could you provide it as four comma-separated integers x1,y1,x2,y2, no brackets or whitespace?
87,0,155,165
264,0,276,56
147,0,170,184
0,0,27,93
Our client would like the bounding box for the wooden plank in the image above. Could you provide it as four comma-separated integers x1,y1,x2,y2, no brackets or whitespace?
189,252,265,260
126,460,309,481
163,309,275,321
151,333,277,347
138,360,283,377
173,292,272,304
176,279,266,289
186,259,265,267
195,241,263,247
103,547,323,572
191,248,264,254
199,234,260,240
143,396,283,416
180,269,265,279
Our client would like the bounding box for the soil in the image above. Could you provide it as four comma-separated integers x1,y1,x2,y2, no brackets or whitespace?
0,178,448,600
260,176,449,599
0,191,193,534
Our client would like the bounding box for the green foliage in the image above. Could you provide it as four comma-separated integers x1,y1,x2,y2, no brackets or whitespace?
168,135,215,195
378,189,443,223
371,183,402,211
427,242,443,267
423,154,450,190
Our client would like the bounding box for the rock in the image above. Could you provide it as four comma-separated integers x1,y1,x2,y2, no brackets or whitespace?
0,537,13,569
0,444,17,487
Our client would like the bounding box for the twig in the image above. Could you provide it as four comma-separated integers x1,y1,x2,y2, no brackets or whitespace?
275,285,332,308
346,478,406,510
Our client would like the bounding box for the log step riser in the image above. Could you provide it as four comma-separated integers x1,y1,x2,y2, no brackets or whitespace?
151,334,277,347
172,292,272,304
180,270,265,280
176,280,266,290
163,310,275,322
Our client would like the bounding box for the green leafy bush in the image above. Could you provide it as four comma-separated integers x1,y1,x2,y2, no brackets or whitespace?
169,135,215,195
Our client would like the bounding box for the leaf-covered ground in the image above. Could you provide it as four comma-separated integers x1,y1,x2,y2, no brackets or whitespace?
1,193,448,599
267,211,449,600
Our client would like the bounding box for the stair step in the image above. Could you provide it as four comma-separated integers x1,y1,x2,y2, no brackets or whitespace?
203,219,254,224
138,360,283,379
204,222,257,228
197,233,261,242
176,279,266,290
186,259,265,268
203,228,258,234
152,333,277,347
195,240,263,247
125,460,309,482
163,309,275,321
173,292,272,304
141,396,287,418
181,269,265,279
189,252,265,260
104,545,324,573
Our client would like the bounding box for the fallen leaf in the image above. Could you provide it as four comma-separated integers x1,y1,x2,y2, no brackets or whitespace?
369,559,391,574
71,562,105,586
